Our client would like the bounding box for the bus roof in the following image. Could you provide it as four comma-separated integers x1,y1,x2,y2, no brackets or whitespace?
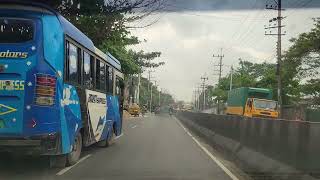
57,15,121,71
0,1,121,71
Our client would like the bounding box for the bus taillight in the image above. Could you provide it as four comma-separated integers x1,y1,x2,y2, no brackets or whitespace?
34,74,56,106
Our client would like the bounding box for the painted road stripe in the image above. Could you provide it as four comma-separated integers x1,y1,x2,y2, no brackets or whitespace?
56,154,92,176
175,119,240,180
114,133,124,140
132,125,137,129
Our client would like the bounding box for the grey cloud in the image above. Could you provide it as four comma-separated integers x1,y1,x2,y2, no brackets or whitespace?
164,0,320,11
132,9,319,101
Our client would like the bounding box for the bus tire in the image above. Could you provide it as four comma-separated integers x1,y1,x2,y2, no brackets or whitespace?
97,127,114,148
67,133,82,166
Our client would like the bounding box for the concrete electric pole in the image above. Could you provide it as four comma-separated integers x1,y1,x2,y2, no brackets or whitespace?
213,48,224,83
147,70,155,112
230,66,233,91
213,49,224,114
136,73,141,104
201,77,208,111
159,88,161,107
265,0,286,117
197,87,201,111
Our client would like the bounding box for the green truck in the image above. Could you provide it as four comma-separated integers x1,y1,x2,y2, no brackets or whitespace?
226,87,279,118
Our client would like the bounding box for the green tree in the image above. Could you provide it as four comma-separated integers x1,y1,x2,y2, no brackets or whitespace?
135,77,174,109
282,18,320,104
208,18,320,106
39,0,166,75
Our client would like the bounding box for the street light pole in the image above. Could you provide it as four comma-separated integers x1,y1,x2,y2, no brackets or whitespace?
159,89,161,107
150,84,153,112
230,66,233,91
201,77,208,110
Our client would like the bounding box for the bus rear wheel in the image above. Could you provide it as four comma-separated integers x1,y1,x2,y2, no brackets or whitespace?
97,127,114,148
67,133,82,166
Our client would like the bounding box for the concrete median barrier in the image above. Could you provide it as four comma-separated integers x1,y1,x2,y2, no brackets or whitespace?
176,111,320,180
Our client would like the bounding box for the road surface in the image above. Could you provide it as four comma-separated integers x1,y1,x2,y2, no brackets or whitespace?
0,114,241,180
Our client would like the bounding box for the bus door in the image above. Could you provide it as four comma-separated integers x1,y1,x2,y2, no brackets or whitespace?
115,76,124,135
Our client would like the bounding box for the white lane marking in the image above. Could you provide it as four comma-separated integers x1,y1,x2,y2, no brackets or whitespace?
131,125,137,129
175,119,240,180
114,133,124,140
56,154,92,176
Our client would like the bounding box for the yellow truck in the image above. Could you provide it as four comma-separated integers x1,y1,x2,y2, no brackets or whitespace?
128,103,141,117
225,87,279,118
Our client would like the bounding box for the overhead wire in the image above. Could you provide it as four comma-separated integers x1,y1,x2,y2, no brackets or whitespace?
223,0,266,58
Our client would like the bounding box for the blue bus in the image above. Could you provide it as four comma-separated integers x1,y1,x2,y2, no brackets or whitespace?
0,2,124,166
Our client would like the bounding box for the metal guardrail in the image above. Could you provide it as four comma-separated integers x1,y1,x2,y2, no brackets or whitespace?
176,111,320,179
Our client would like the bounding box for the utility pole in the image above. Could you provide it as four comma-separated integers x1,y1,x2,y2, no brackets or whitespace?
159,88,161,107
129,75,134,105
147,70,153,92
213,48,224,114
213,48,225,82
201,77,208,111
239,58,244,86
192,90,196,109
150,80,157,113
196,87,201,111
150,84,153,113
196,86,201,111
230,66,233,91
193,89,197,110
194,89,198,110
147,69,155,112
265,0,286,116
136,73,141,104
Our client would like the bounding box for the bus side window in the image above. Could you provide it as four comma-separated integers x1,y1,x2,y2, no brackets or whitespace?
116,76,121,96
68,42,79,85
95,60,100,90
109,66,113,94
90,56,95,89
83,51,92,89
77,47,82,84
106,65,110,93
100,61,106,92
96,60,106,92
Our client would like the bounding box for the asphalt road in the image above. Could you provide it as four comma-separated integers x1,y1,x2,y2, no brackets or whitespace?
0,115,238,180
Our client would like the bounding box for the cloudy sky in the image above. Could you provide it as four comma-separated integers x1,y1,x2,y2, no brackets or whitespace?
130,0,320,102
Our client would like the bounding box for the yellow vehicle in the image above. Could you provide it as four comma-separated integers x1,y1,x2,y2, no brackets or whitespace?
128,103,141,117
226,87,279,118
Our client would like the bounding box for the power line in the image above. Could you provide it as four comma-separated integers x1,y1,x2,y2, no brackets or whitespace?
222,0,263,54
285,0,314,18
164,4,268,21
212,48,224,114
200,76,209,110
223,9,275,56
265,0,286,116
291,0,314,8
213,48,225,83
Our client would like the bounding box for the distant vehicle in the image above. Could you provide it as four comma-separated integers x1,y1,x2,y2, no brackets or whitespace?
141,104,147,116
181,103,192,111
226,87,279,118
154,106,161,114
0,2,124,167
129,103,141,117
169,106,174,116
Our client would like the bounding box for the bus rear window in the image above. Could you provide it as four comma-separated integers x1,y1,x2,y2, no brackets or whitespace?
0,18,34,43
